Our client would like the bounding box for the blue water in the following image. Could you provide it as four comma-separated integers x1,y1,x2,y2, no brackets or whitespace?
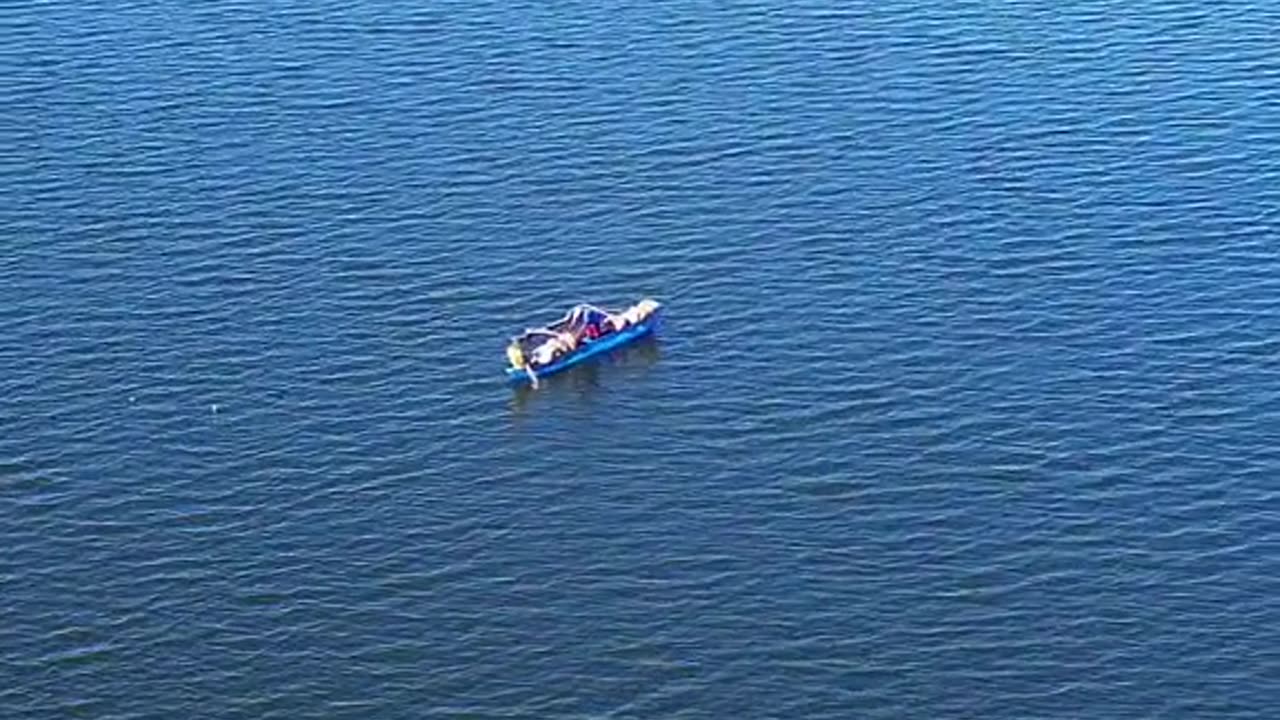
4,1,1280,717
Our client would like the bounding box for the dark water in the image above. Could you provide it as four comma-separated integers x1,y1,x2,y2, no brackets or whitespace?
4,1,1280,717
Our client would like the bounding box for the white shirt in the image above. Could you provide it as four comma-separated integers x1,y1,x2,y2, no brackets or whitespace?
532,342,559,366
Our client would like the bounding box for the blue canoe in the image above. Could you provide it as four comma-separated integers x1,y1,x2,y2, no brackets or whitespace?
505,305,663,385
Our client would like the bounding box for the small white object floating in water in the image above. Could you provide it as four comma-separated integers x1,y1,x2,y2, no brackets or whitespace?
504,298,663,386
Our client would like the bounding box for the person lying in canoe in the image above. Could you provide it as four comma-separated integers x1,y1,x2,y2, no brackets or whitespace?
534,331,577,366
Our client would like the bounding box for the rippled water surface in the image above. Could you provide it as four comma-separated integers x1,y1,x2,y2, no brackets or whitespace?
4,1,1280,717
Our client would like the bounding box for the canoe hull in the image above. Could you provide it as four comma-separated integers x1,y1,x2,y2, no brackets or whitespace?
505,308,662,384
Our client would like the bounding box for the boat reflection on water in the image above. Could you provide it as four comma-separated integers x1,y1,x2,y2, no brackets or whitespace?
509,334,663,411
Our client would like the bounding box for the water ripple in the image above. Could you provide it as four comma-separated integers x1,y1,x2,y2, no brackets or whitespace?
5,0,1280,718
